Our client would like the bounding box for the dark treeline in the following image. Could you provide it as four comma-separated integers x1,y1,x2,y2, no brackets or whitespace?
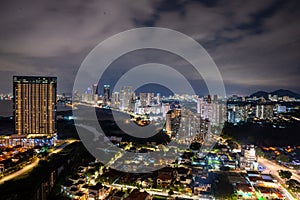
222,122,300,146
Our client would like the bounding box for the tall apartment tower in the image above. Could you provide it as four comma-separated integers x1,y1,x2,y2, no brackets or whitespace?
103,84,110,102
119,86,133,111
13,76,57,138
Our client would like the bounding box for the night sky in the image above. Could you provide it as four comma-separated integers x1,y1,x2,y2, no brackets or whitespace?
0,0,299,95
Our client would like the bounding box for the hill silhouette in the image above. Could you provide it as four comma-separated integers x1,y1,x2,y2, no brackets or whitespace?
250,89,300,99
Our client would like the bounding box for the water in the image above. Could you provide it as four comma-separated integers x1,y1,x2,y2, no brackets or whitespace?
0,100,72,117
0,100,13,117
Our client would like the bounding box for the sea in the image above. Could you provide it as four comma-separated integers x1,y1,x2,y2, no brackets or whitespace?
0,100,72,117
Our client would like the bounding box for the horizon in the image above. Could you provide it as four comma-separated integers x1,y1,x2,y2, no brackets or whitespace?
1,85,300,98
0,1,299,95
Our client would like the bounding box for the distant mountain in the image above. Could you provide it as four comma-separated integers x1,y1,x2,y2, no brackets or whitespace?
250,89,300,99
250,91,269,99
271,89,300,98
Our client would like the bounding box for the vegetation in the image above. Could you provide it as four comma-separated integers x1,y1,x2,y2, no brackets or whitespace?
278,170,292,180
190,142,201,150
255,147,264,157
275,154,290,163
0,149,35,176
222,122,300,146
286,179,300,192
226,139,239,150
214,173,235,199
168,189,174,196
48,143,95,200
0,142,93,200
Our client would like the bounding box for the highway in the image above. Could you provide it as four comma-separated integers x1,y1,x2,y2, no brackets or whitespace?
105,182,213,200
258,156,299,200
258,157,300,183
0,157,39,184
0,139,77,184
50,139,78,155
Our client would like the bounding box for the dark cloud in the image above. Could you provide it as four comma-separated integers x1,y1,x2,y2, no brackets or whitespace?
0,0,299,95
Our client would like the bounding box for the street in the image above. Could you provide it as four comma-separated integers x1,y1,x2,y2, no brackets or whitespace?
0,157,39,184
258,156,299,200
0,139,78,184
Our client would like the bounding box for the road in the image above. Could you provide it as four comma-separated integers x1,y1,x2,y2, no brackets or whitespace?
258,157,299,200
106,183,213,200
0,139,77,184
0,157,40,184
50,139,78,155
258,157,300,183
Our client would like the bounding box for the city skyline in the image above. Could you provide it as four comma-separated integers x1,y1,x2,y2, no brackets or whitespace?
2,81,300,99
0,1,299,95
0,1,300,199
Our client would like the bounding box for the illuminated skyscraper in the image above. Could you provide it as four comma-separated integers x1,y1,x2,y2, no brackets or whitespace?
111,91,120,108
13,76,57,138
119,86,132,111
256,104,274,120
165,110,173,133
239,145,257,170
139,93,147,106
197,97,212,120
103,84,110,102
92,84,99,103
92,84,98,96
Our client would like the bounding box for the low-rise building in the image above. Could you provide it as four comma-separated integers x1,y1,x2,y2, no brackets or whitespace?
238,145,257,170
88,183,110,200
112,191,126,200
124,189,152,200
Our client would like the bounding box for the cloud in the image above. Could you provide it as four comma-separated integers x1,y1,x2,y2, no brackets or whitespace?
152,0,300,94
0,0,158,93
0,0,299,95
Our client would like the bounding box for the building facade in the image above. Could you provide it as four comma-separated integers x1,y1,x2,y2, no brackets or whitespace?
13,76,57,138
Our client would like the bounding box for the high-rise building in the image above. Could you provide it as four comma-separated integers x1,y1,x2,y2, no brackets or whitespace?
128,93,135,112
165,110,173,133
139,93,147,106
73,90,81,102
92,84,98,96
197,97,212,120
239,145,257,170
13,76,57,138
103,84,110,102
165,108,181,135
162,103,171,118
192,117,211,143
227,108,235,123
84,86,93,103
92,84,99,103
119,86,133,111
236,105,248,123
213,94,218,103
147,92,154,106
256,104,274,120
157,93,161,105
111,91,120,108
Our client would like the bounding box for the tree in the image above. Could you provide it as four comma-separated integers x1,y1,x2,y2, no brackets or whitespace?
85,168,96,177
226,139,238,150
214,174,234,199
190,142,201,150
255,148,264,157
286,179,300,192
278,170,292,180
276,154,290,163
168,189,174,196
